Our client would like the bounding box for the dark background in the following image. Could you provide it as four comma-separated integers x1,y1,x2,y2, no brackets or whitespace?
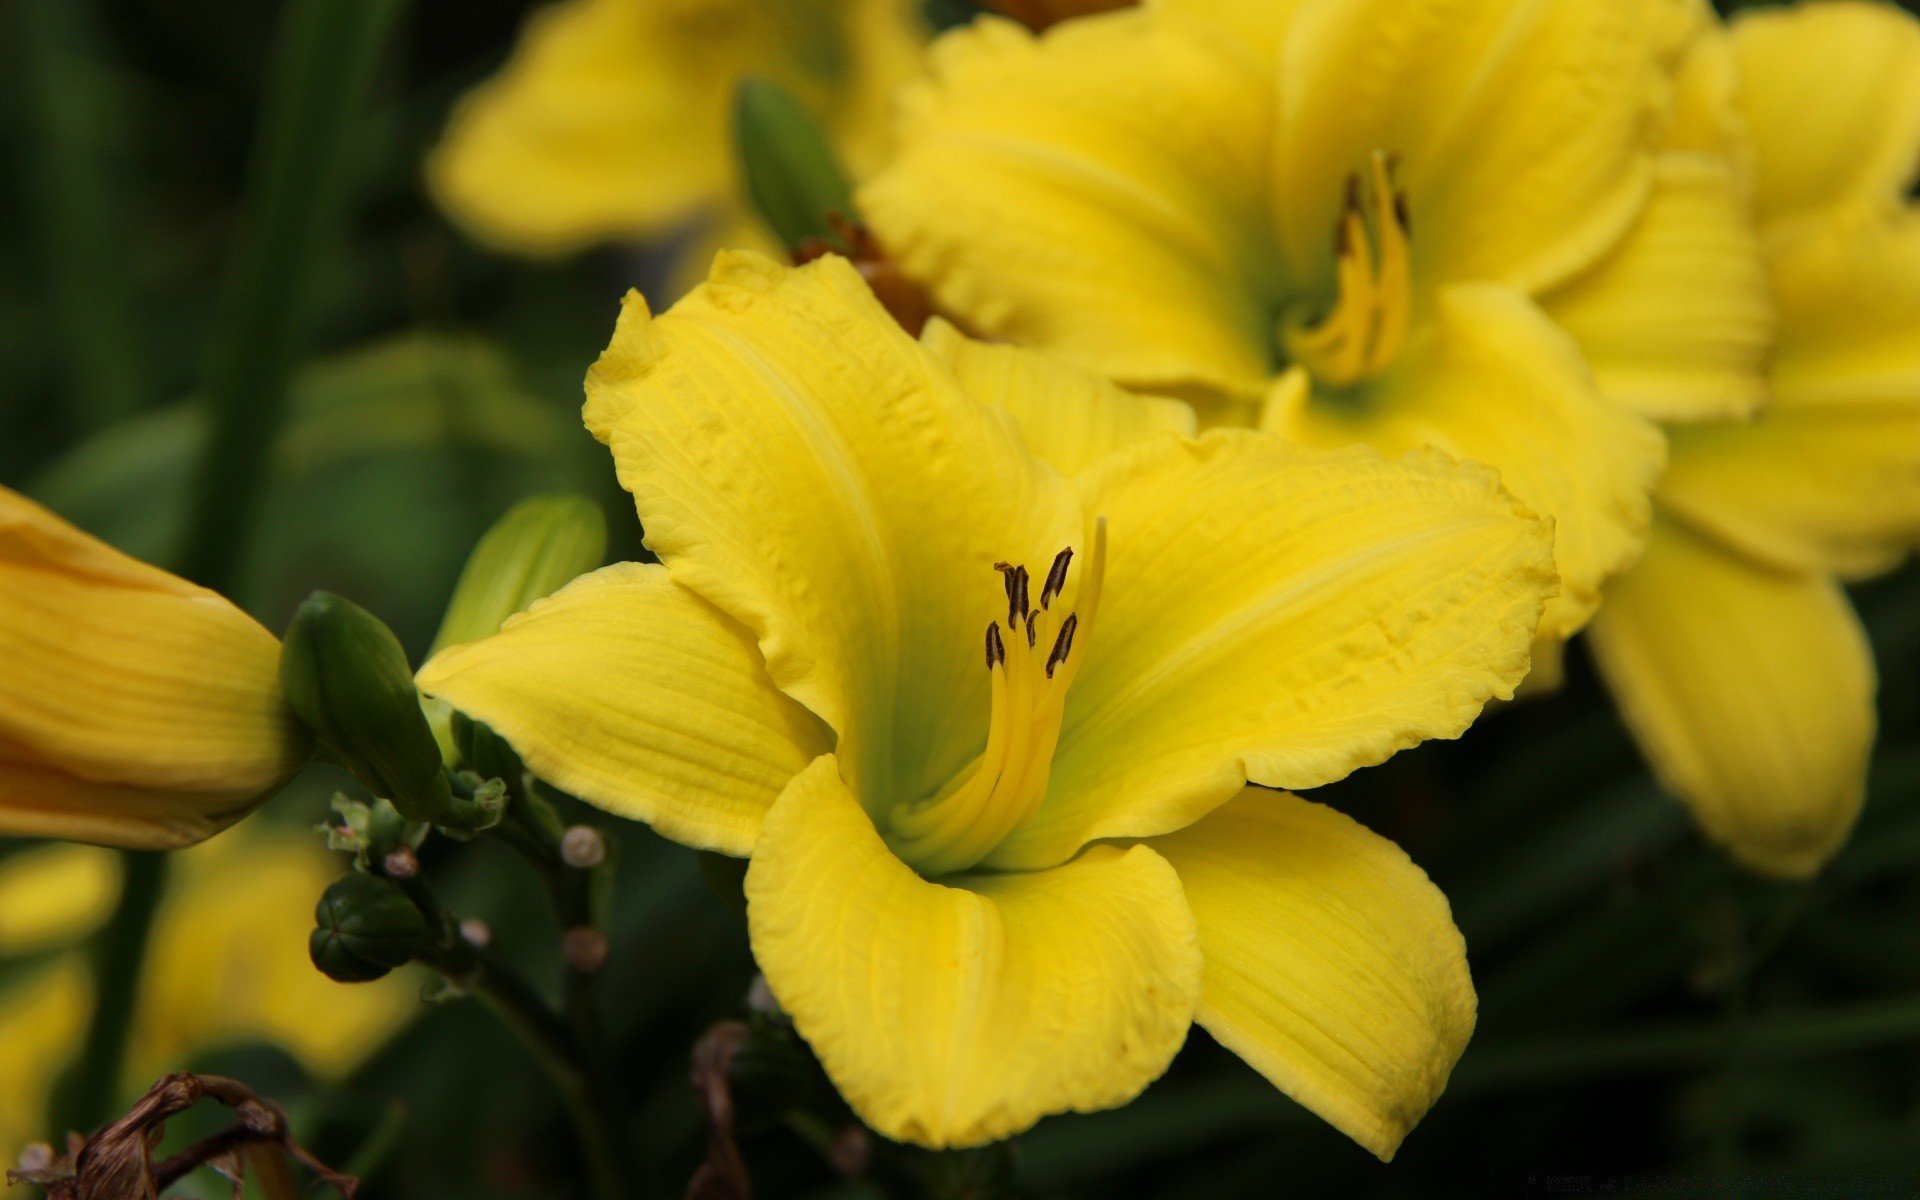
2,0,1918,1195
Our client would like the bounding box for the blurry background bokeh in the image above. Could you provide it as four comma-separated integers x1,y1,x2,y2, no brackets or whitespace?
2,0,1918,1195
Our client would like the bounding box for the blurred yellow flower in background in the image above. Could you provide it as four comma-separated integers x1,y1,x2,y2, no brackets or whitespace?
1588,0,1920,879
0,831,418,1161
862,0,1781,644
428,0,925,257
0,487,310,849
419,251,1561,1156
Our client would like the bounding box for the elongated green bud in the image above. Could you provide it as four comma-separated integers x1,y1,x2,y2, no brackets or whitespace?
428,494,606,657
733,77,857,253
309,871,432,983
281,591,453,823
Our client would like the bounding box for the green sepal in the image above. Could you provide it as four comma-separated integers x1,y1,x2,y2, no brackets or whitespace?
428,494,606,658
733,76,857,254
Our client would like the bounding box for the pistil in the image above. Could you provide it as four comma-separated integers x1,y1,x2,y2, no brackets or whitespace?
887,520,1107,876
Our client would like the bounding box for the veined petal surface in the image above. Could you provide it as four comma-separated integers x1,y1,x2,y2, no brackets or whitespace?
1588,517,1873,879
0,488,306,847
1268,285,1664,639
585,253,1081,805
417,563,829,855
860,11,1281,397
1732,0,1920,223
988,429,1555,870
1274,0,1683,295
1149,787,1474,1161
746,756,1201,1147
921,319,1196,478
1544,153,1775,424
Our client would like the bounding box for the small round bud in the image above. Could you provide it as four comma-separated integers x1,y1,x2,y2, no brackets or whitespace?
562,926,609,974
310,872,431,983
382,847,419,880
17,1142,54,1173
559,825,605,869
458,917,492,948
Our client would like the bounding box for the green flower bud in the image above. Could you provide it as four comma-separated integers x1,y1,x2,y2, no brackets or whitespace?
428,495,607,658
281,591,453,823
733,77,857,254
309,871,432,983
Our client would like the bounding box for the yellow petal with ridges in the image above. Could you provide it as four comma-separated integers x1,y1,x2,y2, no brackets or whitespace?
1767,203,1920,411
1732,0,1920,223
860,11,1281,398
988,428,1556,870
746,755,1201,1148
1274,0,1682,295
1588,517,1873,879
921,319,1196,478
0,488,307,849
429,0,925,255
1544,153,1775,423
584,252,1081,807
417,563,829,856
1149,787,1474,1161
1267,285,1665,639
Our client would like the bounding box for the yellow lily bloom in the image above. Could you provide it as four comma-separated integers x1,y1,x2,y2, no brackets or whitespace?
861,0,1780,640
428,0,925,256
1587,0,1920,879
419,251,1560,1155
0,830,418,1162
0,488,310,849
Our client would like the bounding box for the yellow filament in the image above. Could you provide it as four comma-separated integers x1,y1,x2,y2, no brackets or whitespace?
887,520,1107,876
1282,150,1414,389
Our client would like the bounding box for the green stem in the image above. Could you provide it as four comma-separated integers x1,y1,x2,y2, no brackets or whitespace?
55,850,168,1136
175,0,409,588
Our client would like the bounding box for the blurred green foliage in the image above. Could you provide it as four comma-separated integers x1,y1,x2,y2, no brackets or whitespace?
1,0,1918,1197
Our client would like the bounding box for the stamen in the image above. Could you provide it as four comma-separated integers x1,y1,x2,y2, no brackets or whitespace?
1041,548,1072,609
1281,148,1414,389
985,621,1005,669
1046,613,1077,679
998,563,1029,626
1025,609,1039,649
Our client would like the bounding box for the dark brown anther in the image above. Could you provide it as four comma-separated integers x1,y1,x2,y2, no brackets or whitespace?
1393,191,1412,235
1026,610,1040,649
1046,614,1079,679
985,622,1006,670
1041,547,1073,609
1001,564,1030,626
1343,173,1361,214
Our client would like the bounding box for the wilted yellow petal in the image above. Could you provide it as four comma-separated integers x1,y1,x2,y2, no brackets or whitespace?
1150,788,1474,1161
1268,285,1664,639
988,429,1556,870
0,844,119,956
1273,0,1681,295
429,0,924,254
1588,518,1873,879
921,319,1195,478
1545,153,1775,423
419,563,830,854
584,252,1080,804
0,488,308,849
1732,0,1920,223
860,12,1281,398
746,756,1201,1148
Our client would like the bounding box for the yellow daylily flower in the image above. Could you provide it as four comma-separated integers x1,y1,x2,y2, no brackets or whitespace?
0,487,311,849
0,830,419,1161
419,251,1561,1155
1588,0,1920,879
428,0,925,257
861,0,1782,640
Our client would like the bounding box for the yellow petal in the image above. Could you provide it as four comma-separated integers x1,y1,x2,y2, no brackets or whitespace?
989,428,1556,870
920,318,1196,478
1588,517,1873,878
1543,153,1775,423
584,252,1081,804
131,828,421,1081
1732,0,1920,223
0,844,119,956
428,0,925,254
1149,788,1475,1161
745,755,1201,1147
860,12,1282,398
1267,284,1666,638
418,563,829,855
1663,6,1746,161
0,488,308,849
1274,0,1683,295
1768,203,1920,411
